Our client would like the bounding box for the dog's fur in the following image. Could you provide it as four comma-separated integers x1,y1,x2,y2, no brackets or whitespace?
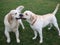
20,4,60,43
4,6,25,43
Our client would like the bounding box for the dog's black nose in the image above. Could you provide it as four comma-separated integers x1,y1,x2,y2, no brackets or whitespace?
19,14,23,17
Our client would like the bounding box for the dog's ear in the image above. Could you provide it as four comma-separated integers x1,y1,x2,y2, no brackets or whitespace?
8,13,13,24
16,6,24,13
30,15,34,21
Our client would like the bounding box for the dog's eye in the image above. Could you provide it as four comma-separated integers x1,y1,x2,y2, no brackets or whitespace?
25,13,28,16
15,13,17,15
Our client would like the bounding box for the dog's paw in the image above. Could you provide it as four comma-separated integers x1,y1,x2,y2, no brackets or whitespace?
7,39,10,43
59,31,60,36
39,41,43,43
32,37,36,40
48,28,51,30
23,27,25,29
17,39,20,43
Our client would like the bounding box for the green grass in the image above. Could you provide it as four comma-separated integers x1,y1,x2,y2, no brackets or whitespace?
0,0,60,45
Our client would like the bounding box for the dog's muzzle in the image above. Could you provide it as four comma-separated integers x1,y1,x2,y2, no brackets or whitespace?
19,14,26,20
19,14,23,17
15,14,24,20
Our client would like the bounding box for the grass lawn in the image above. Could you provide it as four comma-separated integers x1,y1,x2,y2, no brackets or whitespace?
0,0,60,45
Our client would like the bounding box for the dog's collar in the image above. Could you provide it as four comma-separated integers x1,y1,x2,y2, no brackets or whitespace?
31,16,37,25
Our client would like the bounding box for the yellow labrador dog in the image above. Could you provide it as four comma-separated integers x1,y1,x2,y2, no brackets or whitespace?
4,6,25,43
19,4,60,43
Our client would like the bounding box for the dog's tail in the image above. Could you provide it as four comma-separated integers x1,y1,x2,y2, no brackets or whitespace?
52,4,59,15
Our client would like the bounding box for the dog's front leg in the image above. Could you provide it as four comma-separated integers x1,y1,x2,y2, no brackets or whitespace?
4,27,10,43
38,28,43,43
32,30,37,40
18,20,25,29
15,29,20,43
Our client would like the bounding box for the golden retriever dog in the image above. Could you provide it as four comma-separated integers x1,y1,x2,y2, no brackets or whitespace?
19,4,60,43
4,6,25,43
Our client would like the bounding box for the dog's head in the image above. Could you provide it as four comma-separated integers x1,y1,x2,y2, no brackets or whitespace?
7,6,24,24
19,11,35,20
8,6,24,20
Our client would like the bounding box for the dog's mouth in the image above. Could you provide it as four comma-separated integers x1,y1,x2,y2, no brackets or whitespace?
22,18,26,20
16,17,26,20
16,17,21,20
20,16,26,20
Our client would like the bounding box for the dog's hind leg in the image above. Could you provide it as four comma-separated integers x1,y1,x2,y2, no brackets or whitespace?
52,18,60,36
48,24,52,30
